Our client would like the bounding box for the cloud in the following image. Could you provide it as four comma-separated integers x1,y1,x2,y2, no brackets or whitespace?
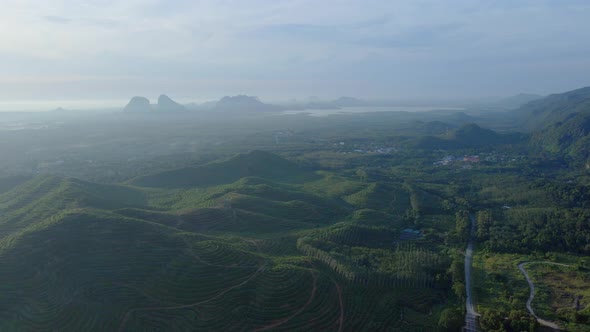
43,15,71,24
0,0,589,100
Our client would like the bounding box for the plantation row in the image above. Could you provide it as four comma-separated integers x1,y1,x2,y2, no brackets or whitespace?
0,208,352,330
122,264,344,331
344,182,411,213
0,176,67,236
311,223,397,248
0,160,454,331
296,238,442,289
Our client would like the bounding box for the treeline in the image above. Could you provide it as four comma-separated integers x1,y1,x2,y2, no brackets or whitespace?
536,180,590,209
296,236,447,289
444,210,471,247
476,208,590,254
478,308,537,331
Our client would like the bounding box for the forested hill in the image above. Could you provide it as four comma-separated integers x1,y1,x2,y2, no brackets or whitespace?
517,86,590,131
517,86,590,163
407,123,525,149
531,111,590,163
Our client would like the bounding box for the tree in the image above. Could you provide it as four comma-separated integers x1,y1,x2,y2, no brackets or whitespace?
476,210,493,240
452,282,466,300
355,168,368,182
507,309,537,331
480,308,507,332
450,258,465,284
557,307,583,323
455,210,470,243
438,308,463,331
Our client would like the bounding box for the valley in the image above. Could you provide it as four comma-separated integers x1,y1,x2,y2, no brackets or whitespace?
0,87,589,331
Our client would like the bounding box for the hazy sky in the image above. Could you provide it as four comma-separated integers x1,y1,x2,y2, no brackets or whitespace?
1,0,590,104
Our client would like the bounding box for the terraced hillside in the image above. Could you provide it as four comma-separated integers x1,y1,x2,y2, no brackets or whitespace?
0,151,455,331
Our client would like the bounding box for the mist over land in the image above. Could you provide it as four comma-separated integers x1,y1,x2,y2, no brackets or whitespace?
1,1,590,331
2,1,590,103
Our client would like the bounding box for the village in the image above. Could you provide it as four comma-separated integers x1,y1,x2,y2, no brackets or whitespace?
433,152,525,169
433,155,481,166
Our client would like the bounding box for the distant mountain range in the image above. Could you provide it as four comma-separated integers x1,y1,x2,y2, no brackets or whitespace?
118,86,590,165
124,95,285,113
486,93,543,110
124,94,545,114
123,94,187,112
450,93,543,112
185,95,372,112
190,95,284,112
423,86,590,164
123,95,428,113
515,86,590,131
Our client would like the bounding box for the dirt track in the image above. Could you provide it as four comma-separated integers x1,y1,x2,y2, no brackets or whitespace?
517,261,572,330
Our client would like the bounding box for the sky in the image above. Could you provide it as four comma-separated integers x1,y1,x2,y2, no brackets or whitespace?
1,0,590,107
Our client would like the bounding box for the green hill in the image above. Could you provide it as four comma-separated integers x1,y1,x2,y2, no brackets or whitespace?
344,182,410,213
130,150,312,188
480,93,543,111
0,149,455,331
0,208,269,331
408,123,525,149
531,111,590,162
0,176,149,250
517,86,590,131
514,86,590,163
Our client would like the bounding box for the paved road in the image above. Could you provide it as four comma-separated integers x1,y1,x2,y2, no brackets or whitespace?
518,261,571,330
464,214,478,332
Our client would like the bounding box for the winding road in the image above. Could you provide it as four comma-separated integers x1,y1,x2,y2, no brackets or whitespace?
517,261,572,330
464,214,478,332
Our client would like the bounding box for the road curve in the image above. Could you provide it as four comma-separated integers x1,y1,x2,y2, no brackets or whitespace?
464,214,478,332
517,261,572,330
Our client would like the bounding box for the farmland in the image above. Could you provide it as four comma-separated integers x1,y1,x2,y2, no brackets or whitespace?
2,88,590,331
0,151,457,331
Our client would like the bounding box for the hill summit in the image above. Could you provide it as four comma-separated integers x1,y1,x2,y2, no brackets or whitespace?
511,86,590,163
516,86,590,130
448,123,499,141
409,123,523,149
157,94,186,112
123,96,151,112
123,95,187,112
214,95,281,112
